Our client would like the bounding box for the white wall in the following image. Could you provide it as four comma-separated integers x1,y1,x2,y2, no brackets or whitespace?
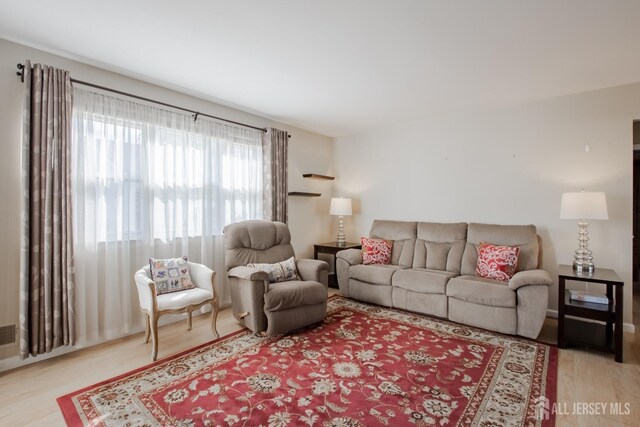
334,82,638,326
0,38,334,361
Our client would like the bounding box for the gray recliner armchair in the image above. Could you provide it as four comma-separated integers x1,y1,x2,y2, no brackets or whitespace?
223,220,329,336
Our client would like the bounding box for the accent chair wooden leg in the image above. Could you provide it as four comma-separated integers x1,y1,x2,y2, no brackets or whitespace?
187,310,193,331
150,314,159,361
143,313,150,344
211,300,220,339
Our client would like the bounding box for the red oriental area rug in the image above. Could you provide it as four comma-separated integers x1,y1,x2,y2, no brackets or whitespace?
58,296,557,426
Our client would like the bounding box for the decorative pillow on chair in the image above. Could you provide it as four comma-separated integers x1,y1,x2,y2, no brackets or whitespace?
361,237,393,265
149,256,196,295
247,256,301,283
475,242,520,282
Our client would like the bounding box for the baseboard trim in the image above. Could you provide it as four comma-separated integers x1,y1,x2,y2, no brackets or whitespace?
0,338,107,373
0,308,216,373
546,309,635,333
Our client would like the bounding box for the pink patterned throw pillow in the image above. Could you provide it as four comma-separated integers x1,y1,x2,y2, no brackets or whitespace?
361,237,393,265
475,242,520,282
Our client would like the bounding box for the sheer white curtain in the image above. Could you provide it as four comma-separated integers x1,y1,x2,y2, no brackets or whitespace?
72,88,264,343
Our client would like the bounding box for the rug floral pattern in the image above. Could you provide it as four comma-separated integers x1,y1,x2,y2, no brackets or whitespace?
58,297,556,426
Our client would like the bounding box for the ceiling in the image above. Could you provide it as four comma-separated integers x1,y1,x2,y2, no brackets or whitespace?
1,1,639,137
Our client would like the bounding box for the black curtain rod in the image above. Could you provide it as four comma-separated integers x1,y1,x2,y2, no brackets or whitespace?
16,63,291,138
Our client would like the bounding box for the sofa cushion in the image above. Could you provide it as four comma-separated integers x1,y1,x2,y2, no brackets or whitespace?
412,222,467,273
476,242,520,282
425,241,451,270
446,275,516,308
350,264,406,286
361,237,393,265
417,221,468,242
461,223,538,276
369,220,417,267
264,280,327,312
429,241,466,272
392,268,457,294
157,287,212,310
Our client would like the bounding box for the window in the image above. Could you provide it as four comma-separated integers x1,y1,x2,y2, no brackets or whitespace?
70,88,267,341
72,88,264,244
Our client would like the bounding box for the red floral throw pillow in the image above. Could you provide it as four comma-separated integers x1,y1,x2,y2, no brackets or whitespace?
361,237,393,265
475,242,520,282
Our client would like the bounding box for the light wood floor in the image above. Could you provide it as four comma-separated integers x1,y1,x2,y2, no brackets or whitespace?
0,293,639,427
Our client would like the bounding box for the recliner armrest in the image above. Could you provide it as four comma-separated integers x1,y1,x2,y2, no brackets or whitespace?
296,258,329,283
509,269,553,291
228,266,269,281
336,248,363,266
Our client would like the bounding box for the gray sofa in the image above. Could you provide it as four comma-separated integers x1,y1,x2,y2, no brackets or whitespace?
336,220,552,338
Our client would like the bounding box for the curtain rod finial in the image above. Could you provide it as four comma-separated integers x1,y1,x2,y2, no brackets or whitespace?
16,63,25,82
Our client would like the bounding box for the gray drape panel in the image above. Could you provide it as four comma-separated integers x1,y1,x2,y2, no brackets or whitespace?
19,60,75,359
263,128,289,223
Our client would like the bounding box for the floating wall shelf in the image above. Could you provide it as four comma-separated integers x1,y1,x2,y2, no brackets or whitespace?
290,173,332,197
288,192,321,197
302,173,335,180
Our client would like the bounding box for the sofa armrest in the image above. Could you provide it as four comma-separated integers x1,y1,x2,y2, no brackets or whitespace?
134,268,156,312
296,258,329,285
336,249,363,266
509,269,553,290
228,266,269,282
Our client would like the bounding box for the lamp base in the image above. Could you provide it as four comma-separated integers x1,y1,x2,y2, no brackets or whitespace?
573,260,594,275
572,221,595,275
336,215,346,247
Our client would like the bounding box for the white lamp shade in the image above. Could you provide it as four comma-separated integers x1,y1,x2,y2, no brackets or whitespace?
560,192,608,220
330,197,352,216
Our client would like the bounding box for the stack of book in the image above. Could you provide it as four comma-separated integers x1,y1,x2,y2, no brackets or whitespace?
569,290,609,305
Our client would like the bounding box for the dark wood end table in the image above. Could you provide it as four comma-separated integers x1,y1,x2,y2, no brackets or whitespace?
557,264,624,362
313,242,361,289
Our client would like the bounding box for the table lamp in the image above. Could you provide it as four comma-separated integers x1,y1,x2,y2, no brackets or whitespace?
560,191,608,273
330,197,352,247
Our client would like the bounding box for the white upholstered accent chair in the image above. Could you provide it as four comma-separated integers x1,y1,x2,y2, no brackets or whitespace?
134,261,219,360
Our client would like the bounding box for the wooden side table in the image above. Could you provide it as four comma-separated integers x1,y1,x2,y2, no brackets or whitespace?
557,264,624,363
313,242,361,288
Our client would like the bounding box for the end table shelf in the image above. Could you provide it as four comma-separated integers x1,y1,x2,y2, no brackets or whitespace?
563,318,614,355
557,264,624,362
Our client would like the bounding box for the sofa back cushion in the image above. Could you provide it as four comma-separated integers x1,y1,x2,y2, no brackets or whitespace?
369,220,417,267
223,220,295,270
412,222,467,273
461,223,539,276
